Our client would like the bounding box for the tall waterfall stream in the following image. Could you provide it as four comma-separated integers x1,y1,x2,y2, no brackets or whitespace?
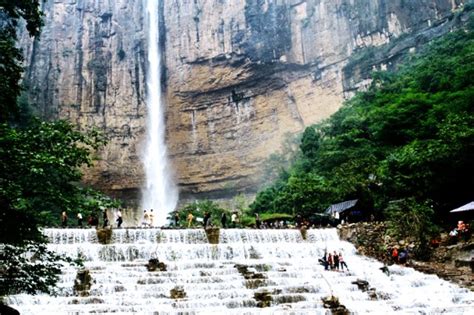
7,228,473,314
141,0,178,226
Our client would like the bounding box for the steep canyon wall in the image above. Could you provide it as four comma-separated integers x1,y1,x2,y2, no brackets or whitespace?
20,0,467,204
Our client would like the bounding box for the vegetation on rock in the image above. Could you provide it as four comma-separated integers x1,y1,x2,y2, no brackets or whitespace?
250,14,474,239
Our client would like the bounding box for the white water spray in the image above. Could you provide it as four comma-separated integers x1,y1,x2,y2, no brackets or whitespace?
141,0,178,226
8,228,474,314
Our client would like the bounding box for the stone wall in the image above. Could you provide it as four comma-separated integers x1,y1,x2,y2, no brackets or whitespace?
19,0,467,204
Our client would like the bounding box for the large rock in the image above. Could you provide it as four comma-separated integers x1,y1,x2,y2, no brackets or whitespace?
73,269,93,297
170,286,186,299
19,0,468,203
96,228,112,244
205,227,220,244
146,258,167,272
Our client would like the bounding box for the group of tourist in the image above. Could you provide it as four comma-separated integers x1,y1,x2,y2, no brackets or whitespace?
449,220,471,242
390,246,409,264
141,209,155,227
319,251,349,271
181,211,240,229
60,209,123,228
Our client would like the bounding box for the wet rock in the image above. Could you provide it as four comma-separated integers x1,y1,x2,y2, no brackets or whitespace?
367,288,377,300
454,259,473,269
254,290,272,308
146,258,167,272
73,269,93,297
290,287,310,293
273,294,306,304
0,304,20,315
246,279,267,289
96,228,112,244
300,226,307,240
339,222,474,291
170,286,187,299
248,246,261,259
114,285,126,292
84,297,104,304
235,264,266,279
321,295,349,314
205,227,220,244
351,279,370,292
200,271,211,277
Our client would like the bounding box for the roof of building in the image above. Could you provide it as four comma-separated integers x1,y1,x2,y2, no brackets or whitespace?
324,199,358,214
450,201,474,213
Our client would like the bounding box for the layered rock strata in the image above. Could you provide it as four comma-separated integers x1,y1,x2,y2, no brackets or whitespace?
19,0,467,203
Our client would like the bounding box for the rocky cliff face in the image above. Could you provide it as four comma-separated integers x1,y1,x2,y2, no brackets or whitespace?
20,0,467,204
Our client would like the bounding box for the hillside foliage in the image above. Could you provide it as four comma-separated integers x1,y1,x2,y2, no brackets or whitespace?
250,15,474,231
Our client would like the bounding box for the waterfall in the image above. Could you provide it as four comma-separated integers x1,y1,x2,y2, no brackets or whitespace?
141,0,178,226
8,228,474,314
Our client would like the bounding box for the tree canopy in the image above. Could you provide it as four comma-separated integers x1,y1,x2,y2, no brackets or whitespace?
0,1,117,297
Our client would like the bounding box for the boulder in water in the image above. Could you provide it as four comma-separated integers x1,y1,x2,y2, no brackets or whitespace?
170,286,186,299
96,228,112,244
254,290,272,308
300,226,307,240
0,304,20,315
73,269,92,297
235,264,266,279
321,295,349,314
205,227,220,244
146,258,167,272
351,279,370,291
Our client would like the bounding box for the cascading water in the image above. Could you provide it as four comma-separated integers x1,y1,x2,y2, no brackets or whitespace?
141,0,178,226
8,228,474,314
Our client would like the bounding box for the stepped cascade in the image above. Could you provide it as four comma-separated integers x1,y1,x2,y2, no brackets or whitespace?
8,228,474,314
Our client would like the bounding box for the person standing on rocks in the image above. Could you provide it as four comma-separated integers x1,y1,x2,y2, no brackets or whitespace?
116,209,123,228
391,247,399,263
149,209,155,227
328,252,334,270
61,211,68,228
174,212,180,227
231,212,238,228
142,210,150,227
102,209,109,228
221,212,227,228
339,252,349,271
333,251,340,271
321,252,329,270
203,212,210,228
77,212,83,228
398,248,408,265
187,212,194,228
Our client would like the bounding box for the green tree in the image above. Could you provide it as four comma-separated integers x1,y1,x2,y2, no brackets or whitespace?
0,0,43,122
0,119,112,296
384,198,439,260
0,1,118,298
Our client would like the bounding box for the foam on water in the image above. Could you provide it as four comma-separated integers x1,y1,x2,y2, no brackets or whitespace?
7,228,474,314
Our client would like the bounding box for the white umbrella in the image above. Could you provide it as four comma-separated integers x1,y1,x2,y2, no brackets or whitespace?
450,201,474,213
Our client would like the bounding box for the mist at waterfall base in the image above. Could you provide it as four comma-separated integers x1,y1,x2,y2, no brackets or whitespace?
141,0,178,226
7,228,473,314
